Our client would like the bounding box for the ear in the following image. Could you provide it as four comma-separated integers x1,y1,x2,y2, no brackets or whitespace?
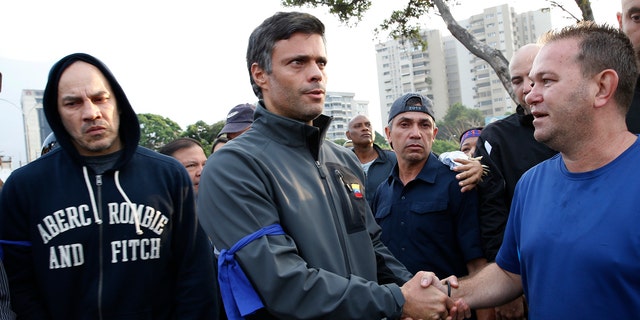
384,126,392,145
594,69,619,109
617,12,623,29
251,63,267,88
345,131,352,140
432,126,438,142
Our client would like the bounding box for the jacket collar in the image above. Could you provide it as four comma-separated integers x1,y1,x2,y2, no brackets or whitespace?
253,101,332,161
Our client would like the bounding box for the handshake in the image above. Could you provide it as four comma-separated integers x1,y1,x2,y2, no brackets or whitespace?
400,271,470,320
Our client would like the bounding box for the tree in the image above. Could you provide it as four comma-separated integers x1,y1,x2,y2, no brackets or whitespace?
137,113,183,150
374,131,390,150
432,139,460,155
182,120,224,156
333,138,348,146
436,102,484,142
282,0,593,103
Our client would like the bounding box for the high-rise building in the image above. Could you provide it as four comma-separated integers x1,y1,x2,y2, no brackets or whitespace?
375,29,448,124
374,4,552,129
21,89,50,162
323,91,369,141
443,35,474,109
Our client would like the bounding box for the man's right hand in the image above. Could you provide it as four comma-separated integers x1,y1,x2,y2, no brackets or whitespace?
400,271,452,319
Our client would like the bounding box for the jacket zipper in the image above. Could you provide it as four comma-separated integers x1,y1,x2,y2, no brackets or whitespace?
316,161,351,274
96,174,104,320
335,169,357,228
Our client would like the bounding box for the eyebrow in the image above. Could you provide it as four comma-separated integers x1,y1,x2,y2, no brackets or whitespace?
626,6,640,14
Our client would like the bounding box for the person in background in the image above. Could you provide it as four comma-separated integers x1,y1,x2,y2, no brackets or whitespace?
618,0,640,133
371,93,489,320
0,53,216,319
218,103,255,140
449,21,640,319
40,132,58,156
159,136,226,319
345,114,396,204
158,137,207,194
210,135,228,153
197,11,456,320
459,127,482,158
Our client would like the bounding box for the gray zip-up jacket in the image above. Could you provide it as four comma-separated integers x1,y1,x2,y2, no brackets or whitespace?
197,102,412,319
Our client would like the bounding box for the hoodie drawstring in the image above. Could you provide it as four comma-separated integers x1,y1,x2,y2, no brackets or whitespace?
82,167,143,235
83,166,103,225
114,171,143,235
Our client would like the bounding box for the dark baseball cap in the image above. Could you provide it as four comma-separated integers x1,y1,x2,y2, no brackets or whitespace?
219,103,256,136
388,93,435,123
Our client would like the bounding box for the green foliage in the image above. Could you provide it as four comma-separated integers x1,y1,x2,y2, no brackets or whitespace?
137,113,183,151
374,131,391,150
282,0,372,24
436,102,484,143
432,139,461,155
182,120,224,156
333,138,347,146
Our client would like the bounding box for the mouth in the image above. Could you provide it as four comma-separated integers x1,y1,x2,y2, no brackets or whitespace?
531,111,548,127
305,88,325,100
86,126,107,135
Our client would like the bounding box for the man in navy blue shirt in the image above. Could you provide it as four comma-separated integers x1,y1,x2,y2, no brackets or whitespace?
345,114,397,205
371,93,489,318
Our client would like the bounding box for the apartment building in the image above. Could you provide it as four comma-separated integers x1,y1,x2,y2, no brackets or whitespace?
375,3,551,128
323,91,369,141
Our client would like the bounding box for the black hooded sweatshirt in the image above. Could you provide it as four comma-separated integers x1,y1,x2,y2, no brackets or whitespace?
0,53,216,319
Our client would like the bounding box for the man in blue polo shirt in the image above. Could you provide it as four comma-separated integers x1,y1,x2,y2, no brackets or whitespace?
371,93,488,318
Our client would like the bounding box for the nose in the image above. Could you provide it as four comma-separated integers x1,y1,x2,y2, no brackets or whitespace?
195,164,205,177
308,62,325,83
524,82,541,107
81,101,102,121
408,123,422,138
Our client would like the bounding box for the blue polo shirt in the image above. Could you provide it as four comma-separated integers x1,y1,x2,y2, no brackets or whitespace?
371,152,483,278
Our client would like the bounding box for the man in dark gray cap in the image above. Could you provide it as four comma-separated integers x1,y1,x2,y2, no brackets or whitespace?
371,92,489,319
219,103,255,140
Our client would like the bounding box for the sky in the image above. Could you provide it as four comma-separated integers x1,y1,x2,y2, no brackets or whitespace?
0,0,618,167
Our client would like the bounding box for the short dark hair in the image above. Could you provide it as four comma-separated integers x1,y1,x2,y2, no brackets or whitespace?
542,21,637,112
246,11,325,99
210,136,229,154
158,137,203,156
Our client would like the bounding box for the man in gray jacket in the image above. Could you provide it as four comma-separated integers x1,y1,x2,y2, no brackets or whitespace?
197,11,456,320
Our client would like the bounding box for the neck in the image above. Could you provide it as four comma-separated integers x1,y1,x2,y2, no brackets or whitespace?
562,130,636,173
397,160,426,185
353,144,378,164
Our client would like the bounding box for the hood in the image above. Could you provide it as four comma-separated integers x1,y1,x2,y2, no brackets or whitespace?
43,53,140,168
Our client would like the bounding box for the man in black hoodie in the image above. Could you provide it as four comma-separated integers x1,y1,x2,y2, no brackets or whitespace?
0,53,217,319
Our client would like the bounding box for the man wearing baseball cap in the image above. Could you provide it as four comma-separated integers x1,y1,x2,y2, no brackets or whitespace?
219,103,256,140
371,93,489,319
